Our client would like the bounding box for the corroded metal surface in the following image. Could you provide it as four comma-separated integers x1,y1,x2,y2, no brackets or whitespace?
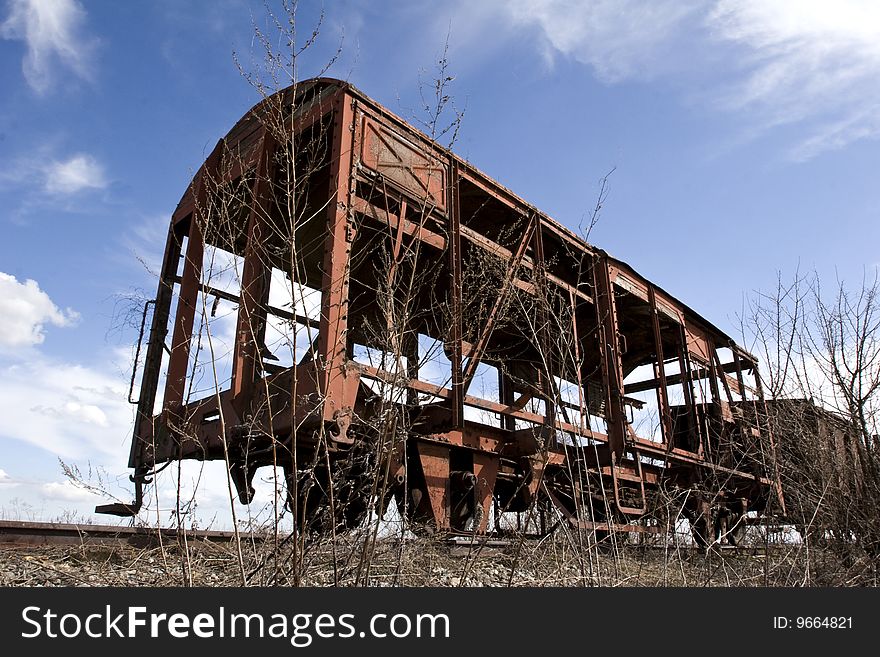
103,78,783,542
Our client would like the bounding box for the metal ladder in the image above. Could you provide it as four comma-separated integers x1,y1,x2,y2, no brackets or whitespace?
607,447,647,516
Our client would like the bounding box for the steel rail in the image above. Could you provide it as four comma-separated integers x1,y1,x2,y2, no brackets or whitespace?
0,520,265,548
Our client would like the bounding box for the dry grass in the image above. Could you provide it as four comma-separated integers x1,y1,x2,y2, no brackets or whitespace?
3,534,873,587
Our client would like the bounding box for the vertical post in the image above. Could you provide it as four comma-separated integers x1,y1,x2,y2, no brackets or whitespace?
676,324,703,456
707,340,723,404
648,286,673,446
703,343,722,459
128,218,186,469
472,453,498,533
532,219,556,430
404,332,420,407
448,161,464,428
317,93,356,424
568,289,591,439
163,141,223,412
753,365,786,515
593,254,627,459
730,345,748,401
231,131,277,418
498,367,515,431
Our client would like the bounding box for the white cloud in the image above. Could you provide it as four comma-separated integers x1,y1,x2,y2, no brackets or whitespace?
0,0,96,94
45,153,107,194
0,346,141,522
0,149,108,213
0,356,132,460
42,480,99,502
0,351,286,528
144,461,294,531
31,401,108,427
506,0,702,81
709,0,880,159
0,272,79,349
0,272,257,527
493,0,880,159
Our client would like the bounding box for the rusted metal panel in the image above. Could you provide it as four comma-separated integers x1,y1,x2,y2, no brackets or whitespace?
360,116,446,209
416,441,451,530
685,320,713,363
472,453,498,533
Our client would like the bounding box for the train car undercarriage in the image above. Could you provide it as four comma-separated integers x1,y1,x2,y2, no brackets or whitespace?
99,78,785,545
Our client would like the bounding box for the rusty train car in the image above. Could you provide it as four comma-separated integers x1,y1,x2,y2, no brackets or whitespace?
99,78,784,544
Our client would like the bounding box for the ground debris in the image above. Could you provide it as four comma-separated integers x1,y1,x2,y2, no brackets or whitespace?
1,535,862,587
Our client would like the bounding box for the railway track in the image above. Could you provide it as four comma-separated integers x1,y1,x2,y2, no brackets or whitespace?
0,520,786,558
0,520,257,548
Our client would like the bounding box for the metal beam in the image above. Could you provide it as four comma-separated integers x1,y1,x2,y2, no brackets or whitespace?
316,92,356,425
163,140,223,412
461,215,535,394
231,130,277,415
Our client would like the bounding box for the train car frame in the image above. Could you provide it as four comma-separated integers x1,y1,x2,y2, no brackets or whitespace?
99,78,785,545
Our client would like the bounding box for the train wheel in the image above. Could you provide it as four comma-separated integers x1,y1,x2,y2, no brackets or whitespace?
390,448,438,536
392,484,436,536
690,514,711,547
725,511,748,546
285,461,329,534
688,506,722,548
283,438,378,535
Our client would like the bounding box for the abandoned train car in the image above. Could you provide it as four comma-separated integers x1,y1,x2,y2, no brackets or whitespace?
100,78,784,544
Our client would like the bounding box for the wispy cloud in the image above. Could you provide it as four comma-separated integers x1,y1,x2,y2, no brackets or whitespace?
41,479,100,502
0,0,97,94
0,355,132,460
506,0,703,81
120,213,172,280
709,0,880,159
0,149,108,212
0,272,79,349
493,0,880,159
44,153,106,194
31,400,108,427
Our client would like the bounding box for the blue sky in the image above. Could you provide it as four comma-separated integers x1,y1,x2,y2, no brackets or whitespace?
0,0,877,526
